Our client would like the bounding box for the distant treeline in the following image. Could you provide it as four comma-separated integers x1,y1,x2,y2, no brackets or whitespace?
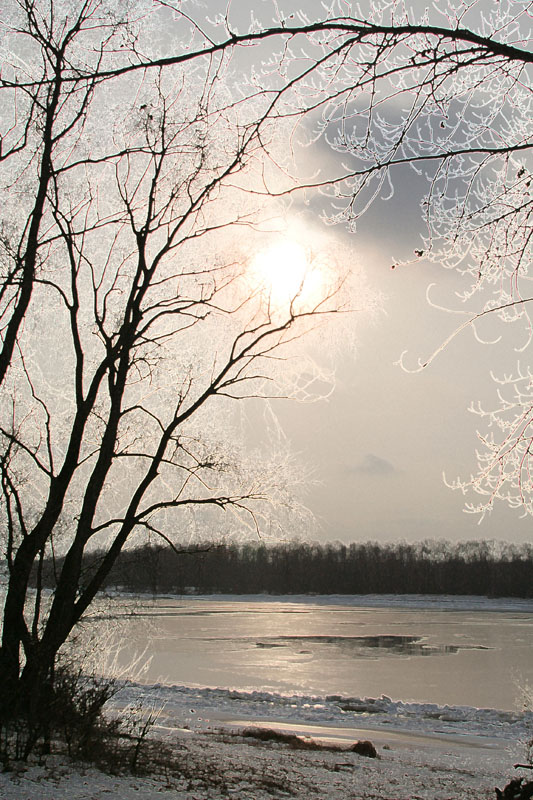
35,539,533,597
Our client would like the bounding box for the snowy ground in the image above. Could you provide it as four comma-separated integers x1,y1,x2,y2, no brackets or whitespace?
1,681,532,799
2,594,532,798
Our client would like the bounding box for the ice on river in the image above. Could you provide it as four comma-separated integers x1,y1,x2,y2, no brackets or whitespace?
2,594,533,798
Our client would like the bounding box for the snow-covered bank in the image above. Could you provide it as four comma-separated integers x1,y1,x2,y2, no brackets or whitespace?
2,682,532,800
115,682,533,745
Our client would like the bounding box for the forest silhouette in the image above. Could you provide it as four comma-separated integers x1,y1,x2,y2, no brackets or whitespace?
36,539,533,598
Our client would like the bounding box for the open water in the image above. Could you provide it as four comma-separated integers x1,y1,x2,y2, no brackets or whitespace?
99,595,533,711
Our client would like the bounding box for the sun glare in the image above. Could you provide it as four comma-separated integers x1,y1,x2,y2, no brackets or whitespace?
252,240,319,308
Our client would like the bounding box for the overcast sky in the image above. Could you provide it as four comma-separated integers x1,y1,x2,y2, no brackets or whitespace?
241,190,532,545
177,1,532,545
238,150,531,547
275,240,533,544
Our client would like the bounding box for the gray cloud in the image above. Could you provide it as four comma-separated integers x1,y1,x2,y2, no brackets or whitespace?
350,453,396,476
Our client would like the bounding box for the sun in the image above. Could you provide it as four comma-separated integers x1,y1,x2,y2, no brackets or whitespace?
251,240,317,308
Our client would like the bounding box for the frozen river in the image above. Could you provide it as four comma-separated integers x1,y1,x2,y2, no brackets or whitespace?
101,594,533,711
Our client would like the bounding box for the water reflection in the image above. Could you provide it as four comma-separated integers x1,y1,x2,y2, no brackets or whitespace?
94,597,533,709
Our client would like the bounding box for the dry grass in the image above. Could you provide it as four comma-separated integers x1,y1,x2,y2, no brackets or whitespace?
240,726,378,757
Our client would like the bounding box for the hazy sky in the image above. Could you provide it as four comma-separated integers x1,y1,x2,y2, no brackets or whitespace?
244,135,531,545
273,226,533,545
243,198,532,545
134,0,532,547
202,0,532,546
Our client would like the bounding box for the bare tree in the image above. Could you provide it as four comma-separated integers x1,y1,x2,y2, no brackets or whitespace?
0,0,351,742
